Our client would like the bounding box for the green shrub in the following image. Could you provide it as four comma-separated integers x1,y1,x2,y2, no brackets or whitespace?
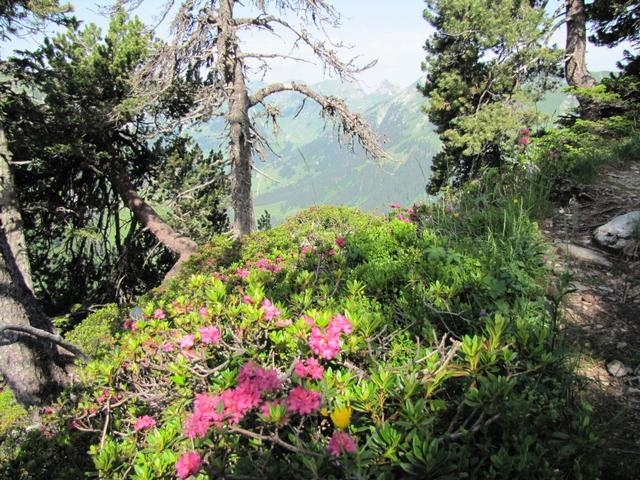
64,304,122,357
530,116,640,185
0,388,26,434
21,205,602,479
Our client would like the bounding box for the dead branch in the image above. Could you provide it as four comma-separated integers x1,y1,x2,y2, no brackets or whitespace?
249,81,387,159
0,324,88,360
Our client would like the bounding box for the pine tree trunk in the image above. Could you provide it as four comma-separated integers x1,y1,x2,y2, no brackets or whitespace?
0,123,33,291
107,160,198,278
0,227,70,407
565,0,597,118
229,61,254,238
219,0,254,238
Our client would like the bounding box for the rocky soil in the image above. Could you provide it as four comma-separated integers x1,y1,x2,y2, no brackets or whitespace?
542,162,640,478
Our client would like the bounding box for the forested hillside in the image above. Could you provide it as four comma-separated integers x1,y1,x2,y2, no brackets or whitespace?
1,1,639,479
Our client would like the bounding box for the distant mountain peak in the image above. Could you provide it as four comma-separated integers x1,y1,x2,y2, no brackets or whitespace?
373,80,401,96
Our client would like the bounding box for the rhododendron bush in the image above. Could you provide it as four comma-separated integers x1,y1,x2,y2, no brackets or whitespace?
18,206,602,479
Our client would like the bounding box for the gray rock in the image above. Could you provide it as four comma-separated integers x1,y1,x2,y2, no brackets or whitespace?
556,242,612,267
607,360,632,378
594,211,640,250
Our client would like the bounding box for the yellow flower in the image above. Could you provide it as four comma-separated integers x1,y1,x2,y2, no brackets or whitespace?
320,408,329,417
452,212,460,219
330,406,352,430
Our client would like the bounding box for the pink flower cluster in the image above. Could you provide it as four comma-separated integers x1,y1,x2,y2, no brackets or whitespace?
327,430,357,457
261,298,281,321
179,334,195,349
294,357,324,380
134,415,156,432
176,451,202,479
518,127,530,146
395,213,412,223
199,326,221,345
308,314,353,360
153,308,165,319
183,362,280,438
168,324,222,351
236,267,249,278
286,386,322,415
254,257,283,273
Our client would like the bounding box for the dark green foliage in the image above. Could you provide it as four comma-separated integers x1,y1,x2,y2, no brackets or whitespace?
149,137,229,244
0,0,71,39
1,11,228,316
420,0,561,193
588,0,640,74
0,426,96,480
530,116,640,187
257,210,272,231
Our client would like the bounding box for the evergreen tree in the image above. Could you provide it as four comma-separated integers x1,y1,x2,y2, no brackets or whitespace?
587,0,640,74
420,0,562,193
2,12,228,314
0,0,76,407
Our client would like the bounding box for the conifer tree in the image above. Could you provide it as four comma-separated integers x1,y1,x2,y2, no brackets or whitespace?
587,0,640,75
420,0,561,193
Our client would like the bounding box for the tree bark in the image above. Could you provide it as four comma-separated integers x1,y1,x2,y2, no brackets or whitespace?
565,0,597,118
106,160,198,279
229,60,254,238
220,0,255,238
0,225,70,407
0,122,33,292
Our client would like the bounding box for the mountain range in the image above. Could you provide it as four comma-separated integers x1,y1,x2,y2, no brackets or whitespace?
190,77,577,224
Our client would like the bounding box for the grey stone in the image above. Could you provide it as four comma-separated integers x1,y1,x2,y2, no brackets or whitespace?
594,211,640,250
607,360,632,378
557,242,612,267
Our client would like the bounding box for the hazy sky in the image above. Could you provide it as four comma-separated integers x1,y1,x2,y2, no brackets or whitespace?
2,0,634,90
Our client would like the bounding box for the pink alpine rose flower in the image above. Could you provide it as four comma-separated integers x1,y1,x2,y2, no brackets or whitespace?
328,430,357,456
327,314,352,336
335,236,346,248
309,327,341,360
179,334,195,349
261,298,280,321
242,295,253,305
294,357,325,380
134,415,156,432
199,326,221,345
236,267,249,278
255,258,270,269
175,451,202,479
286,387,321,415
162,342,175,352
153,309,165,320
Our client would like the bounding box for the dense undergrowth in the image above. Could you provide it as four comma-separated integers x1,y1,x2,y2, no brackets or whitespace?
3,106,639,479
1,179,606,478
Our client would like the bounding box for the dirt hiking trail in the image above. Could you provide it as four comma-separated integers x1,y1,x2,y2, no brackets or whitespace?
543,161,640,478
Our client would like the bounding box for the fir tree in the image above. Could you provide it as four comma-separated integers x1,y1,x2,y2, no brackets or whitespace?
420,0,561,193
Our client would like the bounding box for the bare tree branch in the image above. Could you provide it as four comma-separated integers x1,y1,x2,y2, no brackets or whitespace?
250,81,387,159
0,324,88,360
